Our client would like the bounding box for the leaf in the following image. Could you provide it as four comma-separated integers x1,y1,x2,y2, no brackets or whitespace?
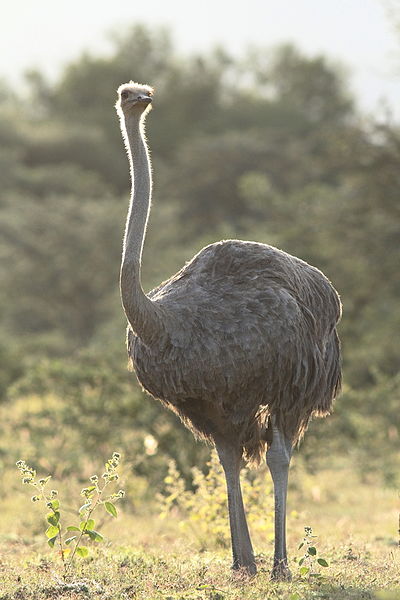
48,535,58,548
299,566,310,576
48,500,60,511
76,546,89,558
105,502,117,518
45,525,59,538
317,558,329,567
290,594,301,600
66,525,81,532
65,536,77,545
81,485,96,498
308,546,317,556
62,548,71,558
86,530,103,542
79,502,91,515
80,518,95,531
46,511,60,526
298,557,304,566
298,542,304,550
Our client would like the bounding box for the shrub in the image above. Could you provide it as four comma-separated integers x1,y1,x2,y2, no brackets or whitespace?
158,450,274,550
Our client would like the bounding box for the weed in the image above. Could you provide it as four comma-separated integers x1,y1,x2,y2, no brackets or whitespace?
158,450,273,550
16,452,124,580
296,526,329,579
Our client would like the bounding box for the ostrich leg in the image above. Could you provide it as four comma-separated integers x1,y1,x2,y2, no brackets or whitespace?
266,417,293,580
216,441,256,575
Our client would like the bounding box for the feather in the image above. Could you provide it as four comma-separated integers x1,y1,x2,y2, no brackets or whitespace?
128,239,342,465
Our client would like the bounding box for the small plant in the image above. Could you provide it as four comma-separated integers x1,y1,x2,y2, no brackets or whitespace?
158,450,273,550
16,452,124,580
296,526,329,579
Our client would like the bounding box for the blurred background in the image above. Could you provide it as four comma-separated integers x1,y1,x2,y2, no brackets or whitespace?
0,0,399,518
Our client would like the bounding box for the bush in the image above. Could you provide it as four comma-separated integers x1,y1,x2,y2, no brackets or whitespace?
158,451,274,550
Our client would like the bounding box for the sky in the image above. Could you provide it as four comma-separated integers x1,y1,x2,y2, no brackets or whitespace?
2,0,400,119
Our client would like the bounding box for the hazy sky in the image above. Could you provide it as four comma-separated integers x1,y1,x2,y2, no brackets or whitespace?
2,0,400,117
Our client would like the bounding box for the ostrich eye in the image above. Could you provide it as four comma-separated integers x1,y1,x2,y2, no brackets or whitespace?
121,90,129,100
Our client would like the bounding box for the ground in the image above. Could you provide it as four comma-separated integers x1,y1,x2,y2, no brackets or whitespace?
0,467,399,600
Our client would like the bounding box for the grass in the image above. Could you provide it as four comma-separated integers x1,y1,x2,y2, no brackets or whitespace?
0,467,399,599
1,539,398,600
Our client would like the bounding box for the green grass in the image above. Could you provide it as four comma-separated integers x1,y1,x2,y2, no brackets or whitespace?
1,541,398,600
0,468,399,599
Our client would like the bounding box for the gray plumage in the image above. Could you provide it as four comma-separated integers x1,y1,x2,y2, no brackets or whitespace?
128,240,341,463
115,82,342,579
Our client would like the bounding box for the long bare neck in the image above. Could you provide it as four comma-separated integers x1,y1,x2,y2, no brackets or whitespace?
123,113,152,264
119,110,162,345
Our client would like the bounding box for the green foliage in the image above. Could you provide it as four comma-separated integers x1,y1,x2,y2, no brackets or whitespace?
296,526,329,579
16,453,124,580
0,192,122,347
0,24,398,489
300,372,400,486
0,29,399,599
158,451,273,550
1,352,207,492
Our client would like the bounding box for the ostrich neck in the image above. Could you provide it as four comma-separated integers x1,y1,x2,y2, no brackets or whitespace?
123,114,151,264
120,111,163,346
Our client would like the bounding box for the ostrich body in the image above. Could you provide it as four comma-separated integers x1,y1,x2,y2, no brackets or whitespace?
116,82,342,579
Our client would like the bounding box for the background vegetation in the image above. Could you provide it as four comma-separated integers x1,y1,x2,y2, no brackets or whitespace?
0,24,399,598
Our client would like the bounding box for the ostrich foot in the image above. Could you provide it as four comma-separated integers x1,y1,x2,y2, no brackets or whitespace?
270,561,292,581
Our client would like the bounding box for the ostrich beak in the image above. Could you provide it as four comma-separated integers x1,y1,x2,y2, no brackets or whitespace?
138,95,152,105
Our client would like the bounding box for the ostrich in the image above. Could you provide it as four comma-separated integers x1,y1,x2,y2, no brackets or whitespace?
115,81,342,579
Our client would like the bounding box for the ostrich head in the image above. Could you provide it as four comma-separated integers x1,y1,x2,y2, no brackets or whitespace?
116,81,154,118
